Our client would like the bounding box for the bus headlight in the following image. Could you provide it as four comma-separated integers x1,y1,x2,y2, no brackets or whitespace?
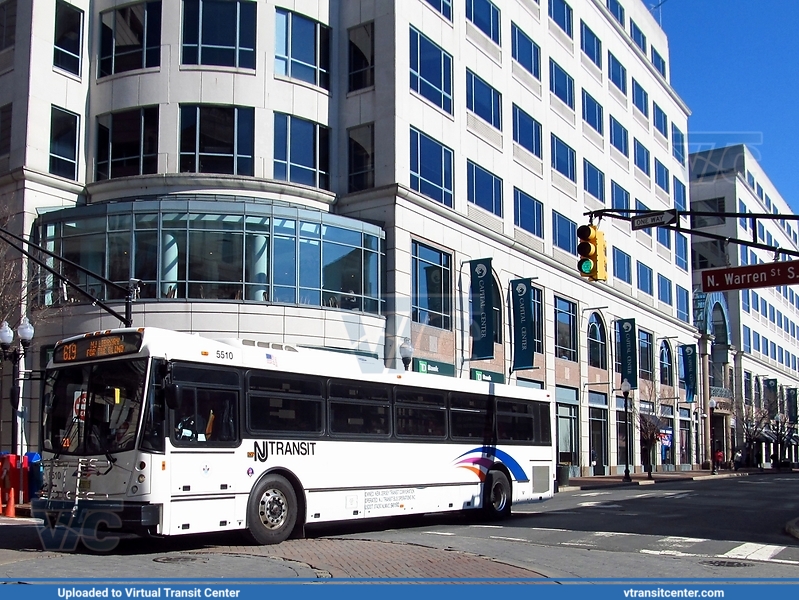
137,474,146,483
137,461,146,471
131,485,139,494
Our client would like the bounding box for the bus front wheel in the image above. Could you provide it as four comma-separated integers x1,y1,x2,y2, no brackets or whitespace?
246,475,298,545
483,470,511,520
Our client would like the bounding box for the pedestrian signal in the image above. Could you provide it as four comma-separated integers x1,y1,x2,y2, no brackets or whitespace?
576,224,607,281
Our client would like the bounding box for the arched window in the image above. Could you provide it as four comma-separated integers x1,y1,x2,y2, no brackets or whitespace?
587,312,606,369
493,277,502,344
659,341,673,386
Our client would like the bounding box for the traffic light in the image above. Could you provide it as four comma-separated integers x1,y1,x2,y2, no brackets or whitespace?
576,224,607,281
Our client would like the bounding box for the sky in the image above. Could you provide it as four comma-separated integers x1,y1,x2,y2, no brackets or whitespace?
657,0,799,213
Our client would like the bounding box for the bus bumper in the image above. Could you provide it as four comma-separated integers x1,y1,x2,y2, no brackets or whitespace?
31,498,161,536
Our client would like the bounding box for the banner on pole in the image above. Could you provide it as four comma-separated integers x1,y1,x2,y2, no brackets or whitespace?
510,278,534,371
680,344,697,403
468,258,494,360
618,318,637,389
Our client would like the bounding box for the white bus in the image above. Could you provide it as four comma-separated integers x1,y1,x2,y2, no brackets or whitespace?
34,327,554,547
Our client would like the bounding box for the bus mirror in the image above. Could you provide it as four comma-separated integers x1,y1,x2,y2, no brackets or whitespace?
163,383,183,411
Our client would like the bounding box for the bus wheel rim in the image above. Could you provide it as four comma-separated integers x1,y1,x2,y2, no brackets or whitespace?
491,481,507,512
258,488,289,529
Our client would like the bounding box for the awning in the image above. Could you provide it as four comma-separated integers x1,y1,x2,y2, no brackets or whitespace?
755,430,777,443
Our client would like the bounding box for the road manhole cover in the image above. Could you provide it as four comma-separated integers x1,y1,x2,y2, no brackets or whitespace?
699,560,753,568
153,556,201,564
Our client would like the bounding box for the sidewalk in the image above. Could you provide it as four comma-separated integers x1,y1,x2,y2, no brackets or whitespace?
557,467,750,492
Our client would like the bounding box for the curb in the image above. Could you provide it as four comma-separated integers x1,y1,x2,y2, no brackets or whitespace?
557,471,748,492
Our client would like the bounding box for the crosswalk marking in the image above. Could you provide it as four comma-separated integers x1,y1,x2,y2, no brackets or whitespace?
724,542,786,560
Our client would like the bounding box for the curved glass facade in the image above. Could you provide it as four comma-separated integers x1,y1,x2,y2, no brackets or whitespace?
36,196,385,315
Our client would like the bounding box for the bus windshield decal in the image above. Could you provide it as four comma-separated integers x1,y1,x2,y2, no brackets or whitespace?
455,447,529,482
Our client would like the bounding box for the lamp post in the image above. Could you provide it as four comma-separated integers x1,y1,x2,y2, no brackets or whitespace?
399,338,414,371
709,399,717,474
0,317,35,505
621,379,632,482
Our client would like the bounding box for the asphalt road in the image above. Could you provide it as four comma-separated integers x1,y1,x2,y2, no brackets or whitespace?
1,472,797,582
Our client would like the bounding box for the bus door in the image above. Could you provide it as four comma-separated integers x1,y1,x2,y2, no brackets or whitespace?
167,366,240,534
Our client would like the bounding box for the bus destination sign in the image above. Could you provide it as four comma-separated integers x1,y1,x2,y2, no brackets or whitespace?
54,332,143,364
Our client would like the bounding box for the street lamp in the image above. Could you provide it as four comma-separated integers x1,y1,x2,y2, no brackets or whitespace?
621,379,632,482
709,399,717,474
0,317,35,505
399,338,414,371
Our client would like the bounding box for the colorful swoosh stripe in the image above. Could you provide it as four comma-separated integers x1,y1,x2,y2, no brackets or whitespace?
454,446,530,482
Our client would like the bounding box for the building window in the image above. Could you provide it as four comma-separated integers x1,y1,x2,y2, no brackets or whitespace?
555,297,578,362
99,2,161,77
584,160,605,203
639,330,653,381
39,201,384,311
180,105,253,177
553,211,577,254
582,90,603,134
556,398,578,465
412,241,451,330
275,8,330,89
467,70,502,130
610,116,628,155
49,106,79,180
514,188,543,238
651,47,667,77
1,0,16,51
637,262,652,296
630,20,646,53
512,23,540,79
672,124,685,164
607,0,625,26
466,0,501,45
348,123,374,193
548,0,573,38
742,289,750,313
580,21,602,68
410,27,453,114
0,103,10,156
550,59,575,109
54,0,83,76
676,286,689,323
183,0,255,69
742,325,751,353
611,181,629,211
632,80,648,117
410,128,453,207
588,312,607,370
273,112,328,189
467,160,503,217
653,103,668,138
424,0,452,20
512,105,542,158
659,342,673,386
675,233,688,271
673,178,686,211
97,107,159,180
655,159,669,193
530,286,544,354
634,139,650,175
608,52,626,95
657,226,671,250
658,274,672,305
551,135,576,182
636,199,652,236
613,247,632,284
348,22,374,92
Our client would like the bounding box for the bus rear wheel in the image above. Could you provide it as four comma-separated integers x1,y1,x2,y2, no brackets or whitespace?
246,475,298,545
483,470,511,520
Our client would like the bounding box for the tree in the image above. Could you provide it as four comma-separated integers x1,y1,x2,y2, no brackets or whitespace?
631,377,667,478
736,402,771,468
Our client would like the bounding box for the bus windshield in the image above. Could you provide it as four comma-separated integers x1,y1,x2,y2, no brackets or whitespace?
42,358,149,456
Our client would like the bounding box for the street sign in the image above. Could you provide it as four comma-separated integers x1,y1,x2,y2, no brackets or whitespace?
701,260,799,292
631,209,677,231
